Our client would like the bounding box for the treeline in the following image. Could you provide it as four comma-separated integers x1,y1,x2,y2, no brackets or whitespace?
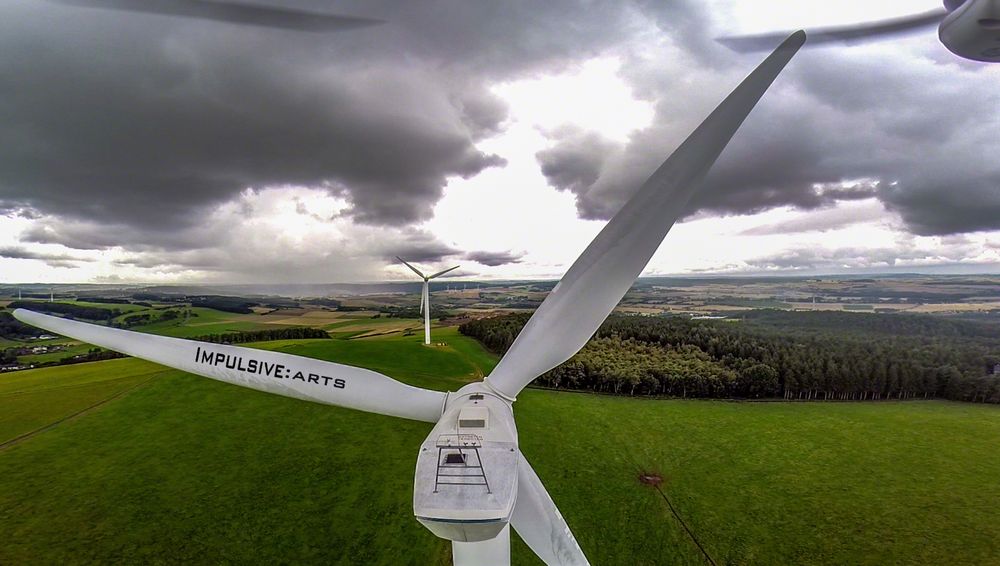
7,301,119,321
188,296,259,314
79,297,131,305
59,349,127,365
3,347,126,370
190,327,330,344
459,311,1000,403
0,311,45,340
737,309,998,339
383,306,449,319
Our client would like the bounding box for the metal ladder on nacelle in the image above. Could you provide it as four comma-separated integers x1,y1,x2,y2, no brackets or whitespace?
433,434,491,493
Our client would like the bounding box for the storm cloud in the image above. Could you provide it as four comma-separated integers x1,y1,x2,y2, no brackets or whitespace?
2,1,999,282
538,27,1000,236
0,245,94,268
464,250,524,267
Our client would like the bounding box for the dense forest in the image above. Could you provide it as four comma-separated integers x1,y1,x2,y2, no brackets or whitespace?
188,296,259,314
460,311,1000,403
79,297,132,304
6,301,119,321
0,311,45,340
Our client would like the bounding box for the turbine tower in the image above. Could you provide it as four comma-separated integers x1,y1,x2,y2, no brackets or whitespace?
397,257,459,345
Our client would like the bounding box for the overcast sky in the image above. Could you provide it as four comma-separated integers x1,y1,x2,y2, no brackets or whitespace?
1,0,999,284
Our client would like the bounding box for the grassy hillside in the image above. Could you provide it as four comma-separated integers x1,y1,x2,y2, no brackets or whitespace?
1,327,999,564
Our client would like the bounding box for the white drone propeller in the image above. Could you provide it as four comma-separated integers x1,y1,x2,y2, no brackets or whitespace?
47,0,382,32
397,257,460,345
14,31,805,566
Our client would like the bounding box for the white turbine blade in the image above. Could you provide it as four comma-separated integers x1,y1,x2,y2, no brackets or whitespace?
484,32,805,400
13,309,445,422
452,525,511,566
48,0,383,32
419,286,425,314
511,452,588,566
428,265,461,280
397,256,427,279
717,8,944,52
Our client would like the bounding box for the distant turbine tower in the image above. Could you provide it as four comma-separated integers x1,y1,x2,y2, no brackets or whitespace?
397,257,459,345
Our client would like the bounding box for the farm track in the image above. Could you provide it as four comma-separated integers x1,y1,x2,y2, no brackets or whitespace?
0,373,162,451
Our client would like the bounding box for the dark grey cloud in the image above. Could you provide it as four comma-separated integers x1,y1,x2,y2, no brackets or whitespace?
740,200,886,236
536,129,618,197
0,0,717,286
21,218,214,251
744,238,983,272
0,0,660,236
537,28,1000,237
464,250,524,267
4,1,998,280
879,171,1000,235
0,245,93,268
383,229,460,264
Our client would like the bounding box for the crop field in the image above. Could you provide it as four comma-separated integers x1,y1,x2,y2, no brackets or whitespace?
131,308,278,337
259,309,354,326
1,327,999,564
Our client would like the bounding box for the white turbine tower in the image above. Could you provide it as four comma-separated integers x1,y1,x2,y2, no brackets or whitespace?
397,257,459,345
13,33,805,566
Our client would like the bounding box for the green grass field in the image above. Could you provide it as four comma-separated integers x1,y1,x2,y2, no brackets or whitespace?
1,326,999,564
69,300,152,313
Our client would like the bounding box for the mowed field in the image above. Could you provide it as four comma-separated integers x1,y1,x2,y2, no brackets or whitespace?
1,327,999,564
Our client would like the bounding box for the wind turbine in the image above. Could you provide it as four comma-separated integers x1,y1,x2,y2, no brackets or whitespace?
13,32,805,566
718,0,1000,63
397,257,460,345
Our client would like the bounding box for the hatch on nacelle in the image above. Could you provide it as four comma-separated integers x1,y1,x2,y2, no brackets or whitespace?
458,406,489,429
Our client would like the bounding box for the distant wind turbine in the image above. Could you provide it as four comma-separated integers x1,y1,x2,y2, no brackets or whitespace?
397,258,460,345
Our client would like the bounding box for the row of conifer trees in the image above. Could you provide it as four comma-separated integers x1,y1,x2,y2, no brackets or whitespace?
459,311,1000,403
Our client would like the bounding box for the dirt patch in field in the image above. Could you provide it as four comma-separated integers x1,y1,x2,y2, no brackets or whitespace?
638,472,663,487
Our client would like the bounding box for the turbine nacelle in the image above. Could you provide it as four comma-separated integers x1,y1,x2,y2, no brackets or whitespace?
940,0,1000,62
414,382,518,542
